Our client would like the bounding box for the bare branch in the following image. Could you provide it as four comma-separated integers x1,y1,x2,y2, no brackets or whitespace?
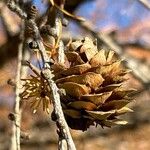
7,1,30,150
7,0,27,19
53,2,71,148
30,15,76,150
55,2,65,64
31,23,76,149
58,139,68,150
34,29,76,150
138,0,150,10
10,24,30,150
10,23,23,150
42,69,76,150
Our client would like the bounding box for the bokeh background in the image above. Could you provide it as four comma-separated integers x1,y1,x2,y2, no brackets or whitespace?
0,0,150,149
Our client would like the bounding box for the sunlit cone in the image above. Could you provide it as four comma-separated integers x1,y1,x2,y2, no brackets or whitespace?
21,37,134,131
52,37,135,131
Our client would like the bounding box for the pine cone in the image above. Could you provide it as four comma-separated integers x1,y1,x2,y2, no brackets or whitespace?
52,37,134,131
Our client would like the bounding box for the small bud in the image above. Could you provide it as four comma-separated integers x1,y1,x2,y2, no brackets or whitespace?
8,113,16,121
62,18,69,27
27,5,38,20
51,111,57,121
28,41,38,49
7,79,16,86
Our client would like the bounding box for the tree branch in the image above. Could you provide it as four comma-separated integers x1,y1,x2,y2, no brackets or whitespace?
10,21,31,150
7,0,27,19
10,26,23,150
138,0,150,10
7,1,76,149
31,15,76,150
42,69,76,150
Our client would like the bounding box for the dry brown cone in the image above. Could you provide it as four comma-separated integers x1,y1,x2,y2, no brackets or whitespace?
51,37,135,131
20,37,135,131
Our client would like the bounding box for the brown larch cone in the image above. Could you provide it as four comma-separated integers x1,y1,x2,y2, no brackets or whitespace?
20,37,135,131
52,37,135,131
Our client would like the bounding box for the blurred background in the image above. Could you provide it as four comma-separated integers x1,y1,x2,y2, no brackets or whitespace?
0,0,150,149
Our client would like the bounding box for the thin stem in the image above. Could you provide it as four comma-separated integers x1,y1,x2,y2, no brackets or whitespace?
10,23,24,150
138,0,150,10
42,69,76,150
55,1,65,64
10,21,30,150
34,18,76,150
